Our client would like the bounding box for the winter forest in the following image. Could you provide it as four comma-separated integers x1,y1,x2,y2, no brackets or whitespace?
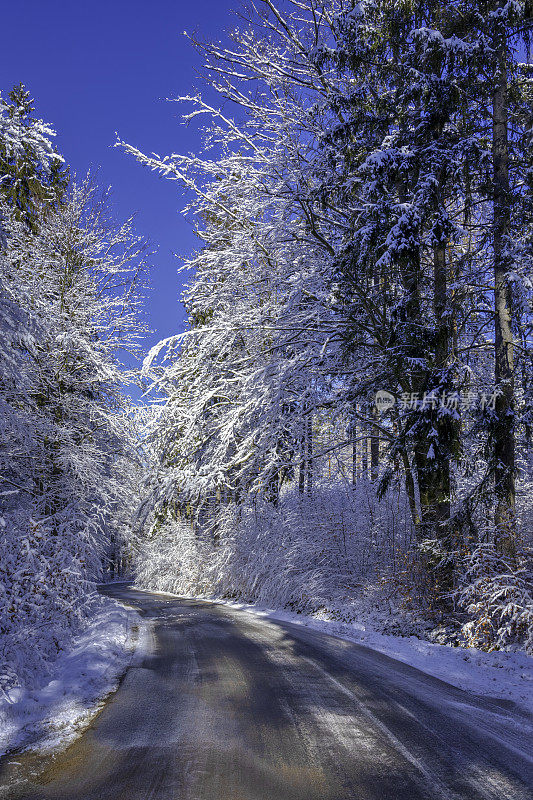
1,0,533,737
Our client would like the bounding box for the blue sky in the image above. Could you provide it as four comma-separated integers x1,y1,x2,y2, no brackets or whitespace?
0,0,237,394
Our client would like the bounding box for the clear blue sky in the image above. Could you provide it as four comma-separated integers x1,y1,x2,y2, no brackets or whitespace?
0,0,238,394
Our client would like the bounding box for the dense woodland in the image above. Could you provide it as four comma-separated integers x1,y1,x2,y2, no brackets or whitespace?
1,0,533,694
129,0,533,651
0,85,147,691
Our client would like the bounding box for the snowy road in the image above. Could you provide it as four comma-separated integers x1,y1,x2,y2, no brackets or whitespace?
1,585,532,800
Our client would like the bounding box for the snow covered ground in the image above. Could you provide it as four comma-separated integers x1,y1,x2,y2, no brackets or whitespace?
151,591,533,716
0,592,150,757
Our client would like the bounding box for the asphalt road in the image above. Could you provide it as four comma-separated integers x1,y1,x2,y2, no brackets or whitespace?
1,585,532,800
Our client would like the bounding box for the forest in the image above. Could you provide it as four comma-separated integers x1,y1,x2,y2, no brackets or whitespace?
1,0,532,712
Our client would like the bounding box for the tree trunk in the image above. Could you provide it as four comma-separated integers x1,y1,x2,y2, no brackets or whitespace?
352,414,357,486
371,406,379,481
433,241,451,529
492,8,516,558
305,410,313,497
298,458,305,494
299,401,307,494
401,450,421,533
267,468,280,505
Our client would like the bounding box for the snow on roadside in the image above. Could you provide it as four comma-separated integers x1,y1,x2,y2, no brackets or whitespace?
0,594,151,757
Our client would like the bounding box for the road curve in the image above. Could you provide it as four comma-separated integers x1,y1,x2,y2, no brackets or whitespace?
0,585,532,800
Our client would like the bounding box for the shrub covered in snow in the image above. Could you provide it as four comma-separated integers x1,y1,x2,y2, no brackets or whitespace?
459,543,533,654
136,483,418,628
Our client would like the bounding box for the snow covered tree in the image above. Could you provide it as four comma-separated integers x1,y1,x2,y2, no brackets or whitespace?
124,1,531,633
312,0,532,589
0,88,148,689
0,84,68,230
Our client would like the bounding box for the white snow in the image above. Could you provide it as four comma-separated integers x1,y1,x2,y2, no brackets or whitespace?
0,593,150,757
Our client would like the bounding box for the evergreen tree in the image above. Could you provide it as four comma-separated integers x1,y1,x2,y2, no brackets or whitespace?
0,84,68,231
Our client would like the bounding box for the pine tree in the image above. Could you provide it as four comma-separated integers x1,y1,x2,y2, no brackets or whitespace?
0,84,68,231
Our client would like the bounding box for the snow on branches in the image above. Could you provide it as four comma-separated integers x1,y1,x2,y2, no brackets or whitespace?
124,1,532,649
0,139,147,689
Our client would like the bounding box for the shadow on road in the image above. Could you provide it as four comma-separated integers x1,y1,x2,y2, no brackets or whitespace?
0,586,531,800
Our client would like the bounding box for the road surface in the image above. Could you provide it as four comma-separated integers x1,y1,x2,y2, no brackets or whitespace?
0,585,532,800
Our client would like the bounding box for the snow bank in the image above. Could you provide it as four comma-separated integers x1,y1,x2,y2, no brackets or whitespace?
0,594,149,756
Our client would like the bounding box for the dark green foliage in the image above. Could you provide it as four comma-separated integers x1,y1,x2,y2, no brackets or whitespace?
0,83,69,231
